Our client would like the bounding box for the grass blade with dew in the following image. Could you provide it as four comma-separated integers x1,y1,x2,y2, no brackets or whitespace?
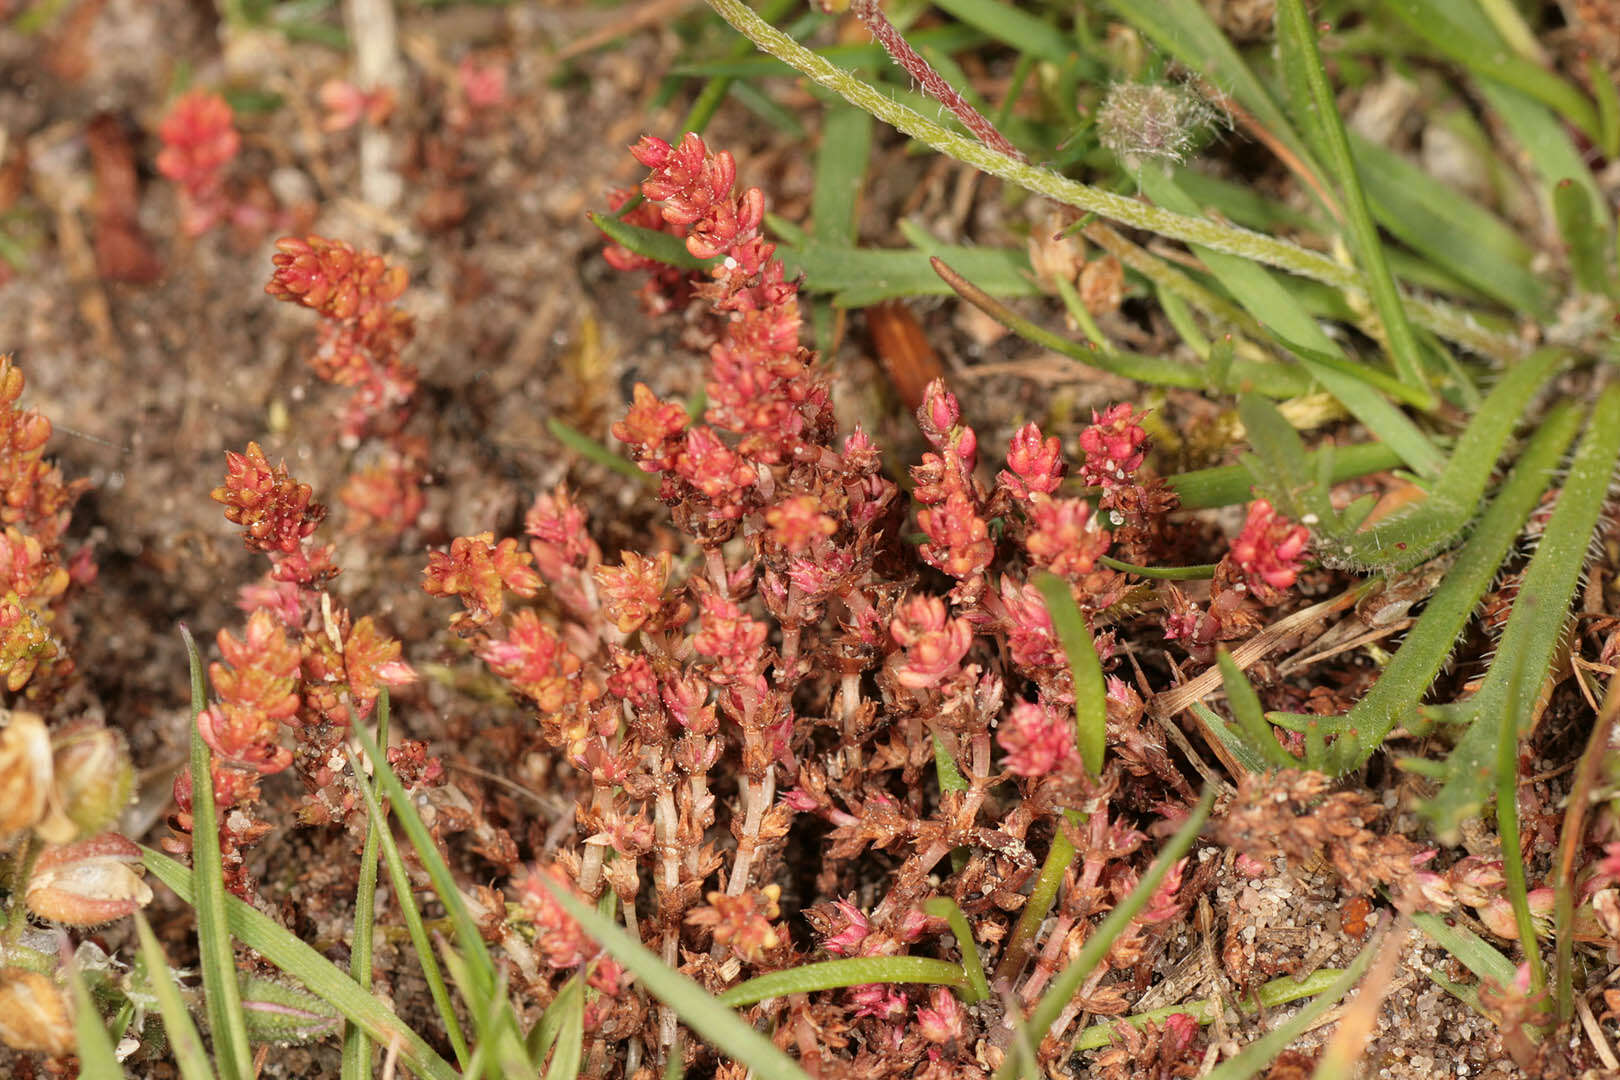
1276,0,1430,402
1270,400,1583,772
340,688,390,1080
1074,968,1349,1051
1035,571,1106,777
1424,382,1620,837
717,956,970,1007
1327,347,1565,571
133,911,212,1080
141,847,461,1080
1202,917,1388,1080
922,897,991,1002
68,950,126,1079
995,791,1214,1080
533,876,813,1079
177,624,254,1080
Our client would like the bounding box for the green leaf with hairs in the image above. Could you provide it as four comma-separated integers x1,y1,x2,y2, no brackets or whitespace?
1423,383,1620,837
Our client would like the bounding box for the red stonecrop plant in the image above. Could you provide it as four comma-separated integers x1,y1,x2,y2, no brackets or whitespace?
168,440,415,898
156,89,241,236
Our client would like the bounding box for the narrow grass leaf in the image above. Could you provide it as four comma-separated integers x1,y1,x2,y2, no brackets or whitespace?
352,723,500,1004
1494,642,1546,992
547,418,654,483
994,813,1080,985
811,103,872,249
922,897,991,1002
1299,400,1583,772
1553,178,1617,298
1349,134,1549,316
1478,80,1610,231
346,749,471,1068
1425,383,1620,836
1408,910,1517,987
1276,0,1429,399
133,912,212,1080
1073,968,1348,1051
141,848,461,1080
1139,168,1445,475
540,977,584,1079
588,214,714,272
1098,555,1216,580
718,956,969,1007
1194,702,1272,776
788,243,1039,307
534,878,812,1079
997,791,1214,1080
67,955,125,1079
1382,0,1602,145
1203,921,1385,1080
929,256,1225,391
1171,442,1402,510
1218,651,1298,769
526,975,582,1067
178,624,253,1080
341,690,389,1080
1330,348,1564,571
930,0,1069,64
1035,572,1106,776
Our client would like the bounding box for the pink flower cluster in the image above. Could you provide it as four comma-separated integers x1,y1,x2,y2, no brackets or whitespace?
1230,498,1310,594
156,90,240,235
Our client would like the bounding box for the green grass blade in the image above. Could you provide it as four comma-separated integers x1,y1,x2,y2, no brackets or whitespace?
68,953,126,1079
1590,55,1620,160
141,848,461,1080
351,724,500,1004
177,625,253,1080
540,977,584,1079
790,243,1040,306
717,956,969,1007
921,898,990,1002
1424,383,1620,836
1170,442,1402,510
1140,167,1446,475
1348,135,1549,316
1194,702,1275,775
1477,79,1611,233
1494,643,1547,993
1408,910,1517,987
1217,651,1298,769
345,749,471,1068
1319,400,1583,772
930,0,1068,64
1382,0,1602,146
526,975,582,1066
997,791,1214,1080
1554,178,1617,298
1073,968,1347,1051
590,214,714,272
1329,348,1564,571
133,912,214,1080
1202,924,1384,1080
1035,571,1106,777
534,877,812,1079
811,102,873,249
993,812,1080,986
341,690,390,1080
547,418,654,483
1276,0,1430,400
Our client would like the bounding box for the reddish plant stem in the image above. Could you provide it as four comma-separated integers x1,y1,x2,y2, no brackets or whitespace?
851,0,1024,162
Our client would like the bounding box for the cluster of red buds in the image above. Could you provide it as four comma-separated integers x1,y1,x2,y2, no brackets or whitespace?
170,440,415,898
156,89,241,236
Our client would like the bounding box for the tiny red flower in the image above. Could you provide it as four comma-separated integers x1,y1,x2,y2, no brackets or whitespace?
593,551,673,634
914,987,963,1045
686,884,782,963
479,609,582,712
612,383,689,473
211,442,327,555
1023,496,1110,579
999,421,1064,499
266,235,408,333
631,133,765,261
1078,403,1147,488
422,532,542,631
916,491,994,583
889,593,973,690
996,699,1073,777
692,593,768,684
517,865,598,969
343,616,414,713
764,494,837,555
1230,498,1310,593
156,90,239,235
